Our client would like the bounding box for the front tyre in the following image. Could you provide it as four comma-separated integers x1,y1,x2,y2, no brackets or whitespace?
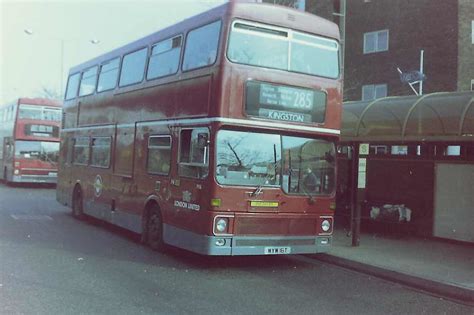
146,205,167,252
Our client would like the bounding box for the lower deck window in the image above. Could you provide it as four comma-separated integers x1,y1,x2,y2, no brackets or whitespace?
179,128,209,179
91,137,111,168
147,135,171,174
73,137,90,165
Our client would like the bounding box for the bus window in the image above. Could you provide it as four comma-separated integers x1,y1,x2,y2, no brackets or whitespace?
91,137,112,168
98,58,120,92
391,145,408,155
228,21,340,78
147,135,172,174
179,128,209,179
79,66,98,96
73,137,90,165
65,73,81,100
119,48,148,87
182,21,221,71
147,36,182,80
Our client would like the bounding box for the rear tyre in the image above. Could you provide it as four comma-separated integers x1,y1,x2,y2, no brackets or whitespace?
146,205,167,252
72,186,84,219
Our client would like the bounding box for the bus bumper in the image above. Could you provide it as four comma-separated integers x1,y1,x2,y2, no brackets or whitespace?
12,175,57,184
163,224,331,256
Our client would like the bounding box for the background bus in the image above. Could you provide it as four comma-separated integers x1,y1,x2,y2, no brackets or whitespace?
0,98,62,184
57,2,342,255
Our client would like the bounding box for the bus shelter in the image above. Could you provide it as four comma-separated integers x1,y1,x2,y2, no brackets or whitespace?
337,91,474,243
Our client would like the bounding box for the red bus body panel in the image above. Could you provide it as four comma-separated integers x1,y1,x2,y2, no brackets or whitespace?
57,2,340,255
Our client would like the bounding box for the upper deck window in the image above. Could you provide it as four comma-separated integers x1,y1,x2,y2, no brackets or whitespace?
119,47,148,87
98,58,120,92
79,66,98,96
18,105,61,122
227,21,340,79
182,20,221,71
65,73,81,100
147,36,182,80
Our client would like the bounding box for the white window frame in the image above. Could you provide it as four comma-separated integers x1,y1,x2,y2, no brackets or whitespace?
363,30,389,54
362,84,387,101
471,20,473,44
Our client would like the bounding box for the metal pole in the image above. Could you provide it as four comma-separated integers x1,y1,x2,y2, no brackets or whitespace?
350,143,360,246
60,40,65,97
419,49,424,95
340,0,346,80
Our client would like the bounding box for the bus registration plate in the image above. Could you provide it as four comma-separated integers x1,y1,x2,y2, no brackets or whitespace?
264,246,291,255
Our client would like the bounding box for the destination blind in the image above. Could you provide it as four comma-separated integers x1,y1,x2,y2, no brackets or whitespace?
245,81,326,123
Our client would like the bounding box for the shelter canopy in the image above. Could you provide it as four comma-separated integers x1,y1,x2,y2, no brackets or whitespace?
341,92,474,143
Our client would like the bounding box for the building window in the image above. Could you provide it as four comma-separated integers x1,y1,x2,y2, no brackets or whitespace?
119,48,148,87
363,30,389,54
362,84,387,100
147,135,172,174
471,79,473,91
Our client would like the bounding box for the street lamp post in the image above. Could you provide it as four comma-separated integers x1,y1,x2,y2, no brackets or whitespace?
23,29,100,97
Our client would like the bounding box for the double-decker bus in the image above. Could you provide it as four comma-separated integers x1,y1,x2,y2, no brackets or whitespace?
0,98,62,184
57,2,342,255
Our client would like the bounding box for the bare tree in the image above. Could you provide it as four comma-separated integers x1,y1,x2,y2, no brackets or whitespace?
36,86,62,100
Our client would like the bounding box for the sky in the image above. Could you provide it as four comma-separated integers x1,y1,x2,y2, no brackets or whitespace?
0,0,227,104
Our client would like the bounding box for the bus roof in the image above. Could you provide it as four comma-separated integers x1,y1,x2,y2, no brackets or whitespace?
69,1,340,74
17,98,62,107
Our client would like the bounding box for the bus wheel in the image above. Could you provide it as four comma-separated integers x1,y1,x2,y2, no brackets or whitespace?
72,186,84,219
147,205,166,252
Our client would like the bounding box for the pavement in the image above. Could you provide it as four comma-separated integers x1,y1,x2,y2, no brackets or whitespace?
309,227,474,305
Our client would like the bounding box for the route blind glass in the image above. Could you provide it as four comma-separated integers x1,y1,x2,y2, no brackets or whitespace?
246,81,327,124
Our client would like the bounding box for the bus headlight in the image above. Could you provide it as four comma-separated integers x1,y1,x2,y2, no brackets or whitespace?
14,169,20,175
215,218,228,233
321,219,331,232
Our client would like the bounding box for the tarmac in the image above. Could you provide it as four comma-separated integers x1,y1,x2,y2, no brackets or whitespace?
308,227,474,305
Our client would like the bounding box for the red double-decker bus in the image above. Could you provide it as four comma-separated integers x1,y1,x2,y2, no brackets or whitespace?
57,2,342,255
0,98,62,184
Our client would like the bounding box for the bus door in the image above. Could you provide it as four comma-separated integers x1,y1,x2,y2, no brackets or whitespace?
168,127,210,232
2,138,13,180
86,135,114,220
109,125,139,231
